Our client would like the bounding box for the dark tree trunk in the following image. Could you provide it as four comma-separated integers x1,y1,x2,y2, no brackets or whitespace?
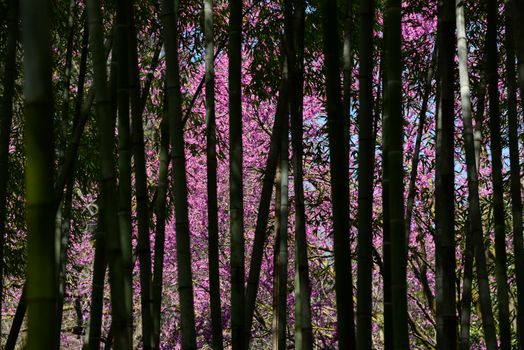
435,0,456,349
320,0,355,347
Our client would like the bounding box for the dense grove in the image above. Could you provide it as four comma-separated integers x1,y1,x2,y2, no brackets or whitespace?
0,0,523,349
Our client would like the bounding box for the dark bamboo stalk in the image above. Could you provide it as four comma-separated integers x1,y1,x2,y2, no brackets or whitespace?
291,0,314,347
228,0,245,345
203,0,224,347
384,0,408,348
356,0,375,347
128,5,155,349
320,0,355,347
0,0,18,338
435,0,456,348
87,0,132,346
486,0,511,347
505,5,524,348
161,0,197,347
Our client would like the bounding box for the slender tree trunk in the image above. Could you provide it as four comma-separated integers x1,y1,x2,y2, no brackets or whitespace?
272,161,284,350
138,44,167,350
161,0,198,347
274,95,290,350
0,0,18,338
405,47,436,239
509,0,524,95
435,0,456,349
384,0,408,348
6,28,99,350
381,38,393,350
473,59,486,172
273,46,290,350
228,0,245,345
342,0,352,157
20,0,57,348
204,0,224,347
455,1,498,348
320,0,355,347
55,5,84,344
486,1,511,348
291,0,314,347
128,5,155,349
87,203,108,350
152,105,170,350
505,6,524,349
455,4,472,350
5,286,26,350
244,68,285,346
87,0,132,347
356,0,374,347
115,1,134,339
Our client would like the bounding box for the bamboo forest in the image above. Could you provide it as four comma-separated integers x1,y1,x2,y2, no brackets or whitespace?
1,0,524,348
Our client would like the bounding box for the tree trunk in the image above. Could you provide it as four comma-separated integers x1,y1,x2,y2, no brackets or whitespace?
505,5,524,349
87,0,132,346
161,0,198,347
152,103,170,350
383,0,408,348
271,161,284,350
381,36,393,350
203,0,224,347
455,1,498,348
115,1,134,339
405,46,436,240
0,0,18,338
20,0,57,348
435,0,456,349
342,0,352,157
486,0,511,348
128,5,155,349
356,0,375,347
87,202,108,350
273,43,290,349
228,0,245,346
320,0,355,347
55,5,84,344
244,68,285,346
291,0,314,347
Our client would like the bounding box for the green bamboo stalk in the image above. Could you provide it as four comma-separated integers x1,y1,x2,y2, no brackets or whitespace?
160,0,197,347
87,202,108,350
455,1,497,348
55,5,84,344
271,160,283,350
128,5,155,349
20,0,57,348
87,0,132,346
291,0,314,347
244,68,285,346
274,49,290,350
152,100,170,350
486,0,511,348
